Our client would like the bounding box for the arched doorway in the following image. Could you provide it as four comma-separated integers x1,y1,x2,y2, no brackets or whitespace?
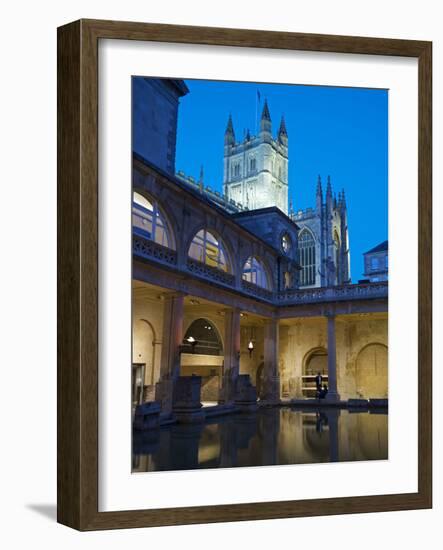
181,318,223,402
132,319,156,405
355,343,388,398
302,348,328,397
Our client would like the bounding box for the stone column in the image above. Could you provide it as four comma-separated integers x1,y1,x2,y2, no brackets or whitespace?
326,314,340,402
262,318,280,404
155,292,185,412
219,307,241,404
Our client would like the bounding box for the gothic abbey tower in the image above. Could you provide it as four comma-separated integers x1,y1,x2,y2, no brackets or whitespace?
293,175,351,287
223,100,289,214
222,99,351,288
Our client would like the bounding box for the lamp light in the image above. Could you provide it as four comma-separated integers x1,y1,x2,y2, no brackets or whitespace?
248,340,254,358
186,336,197,353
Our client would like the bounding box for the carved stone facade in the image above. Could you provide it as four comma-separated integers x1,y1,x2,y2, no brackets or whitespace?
223,102,288,214
291,176,351,288
131,78,388,419
132,155,388,416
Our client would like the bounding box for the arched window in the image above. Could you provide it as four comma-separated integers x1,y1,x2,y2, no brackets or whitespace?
183,318,223,355
188,229,229,272
249,157,256,172
299,229,316,286
132,191,172,248
281,233,291,254
242,256,271,289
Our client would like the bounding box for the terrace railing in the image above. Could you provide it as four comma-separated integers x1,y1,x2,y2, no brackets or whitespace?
277,282,388,304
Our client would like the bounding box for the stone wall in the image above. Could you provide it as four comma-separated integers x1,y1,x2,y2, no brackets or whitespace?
279,316,388,400
132,78,188,174
133,284,388,404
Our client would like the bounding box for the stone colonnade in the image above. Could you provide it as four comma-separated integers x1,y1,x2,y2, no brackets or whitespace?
154,292,342,413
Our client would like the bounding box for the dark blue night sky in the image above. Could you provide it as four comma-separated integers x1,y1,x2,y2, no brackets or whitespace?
175,79,388,281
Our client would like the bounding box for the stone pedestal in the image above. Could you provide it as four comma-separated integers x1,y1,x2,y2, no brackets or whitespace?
218,373,238,404
235,374,258,412
133,401,161,430
261,375,281,405
155,378,175,413
172,375,205,423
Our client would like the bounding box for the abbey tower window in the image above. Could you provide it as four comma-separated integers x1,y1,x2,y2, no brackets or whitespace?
299,229,316,286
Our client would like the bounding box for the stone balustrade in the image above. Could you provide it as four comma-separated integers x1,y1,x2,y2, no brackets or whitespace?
241,279,274,301
187,258,236,287
277,281,388,304
133,233,178,266
133,233,388,307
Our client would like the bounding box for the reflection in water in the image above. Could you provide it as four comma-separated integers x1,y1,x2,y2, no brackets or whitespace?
132,407,388,472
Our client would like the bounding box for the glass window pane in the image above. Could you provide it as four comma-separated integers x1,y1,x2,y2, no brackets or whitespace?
132,192,173,249
299,229,316,286
188,229,229,273
133,192,154,211
242,256,269,289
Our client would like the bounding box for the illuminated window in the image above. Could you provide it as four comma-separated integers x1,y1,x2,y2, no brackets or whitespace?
299,229,316,286
132,191,172,248
183,318,223,355
281,233,291,254
188,229,229,272
242,256,271,289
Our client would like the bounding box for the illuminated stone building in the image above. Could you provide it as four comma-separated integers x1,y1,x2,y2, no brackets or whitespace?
131,78,388,420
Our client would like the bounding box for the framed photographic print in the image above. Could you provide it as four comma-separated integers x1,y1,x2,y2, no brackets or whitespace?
57,19,432,530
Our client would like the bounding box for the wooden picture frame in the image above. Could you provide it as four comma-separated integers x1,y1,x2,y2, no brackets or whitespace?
57,19,432,530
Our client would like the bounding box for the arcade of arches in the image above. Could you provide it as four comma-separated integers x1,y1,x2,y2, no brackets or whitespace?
132,280,388,408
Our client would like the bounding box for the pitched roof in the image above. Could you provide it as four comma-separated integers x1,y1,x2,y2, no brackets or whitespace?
364,240,388,254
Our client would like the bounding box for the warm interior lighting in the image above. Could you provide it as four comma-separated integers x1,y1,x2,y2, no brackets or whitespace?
186,335,197,353
248,340,254,357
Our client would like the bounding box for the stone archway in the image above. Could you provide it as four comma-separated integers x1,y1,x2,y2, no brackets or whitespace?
181,318,224,402
302,348,328,398
355,343,388,398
